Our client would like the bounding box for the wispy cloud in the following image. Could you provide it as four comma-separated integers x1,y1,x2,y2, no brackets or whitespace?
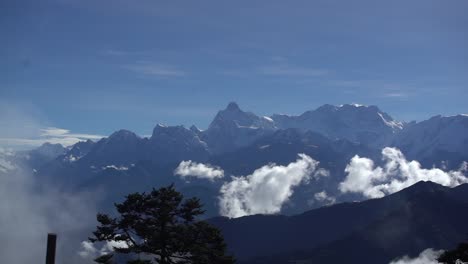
0,127,104,149
389,248,443,264
382,92,409,98
123,61,186,77
327,79,413,99
40,127,103,140
103,49,131,56
258,64,328,77
0,101,103,149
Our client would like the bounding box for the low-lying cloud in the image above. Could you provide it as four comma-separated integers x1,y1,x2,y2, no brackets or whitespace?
389,248,443,264
219,154,328,218
174,160,224,180
339,147,468,198
313,191,336,206
78,240,128,261
0,158,98,264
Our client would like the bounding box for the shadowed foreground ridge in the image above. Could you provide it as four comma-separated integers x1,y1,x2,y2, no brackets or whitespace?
209,181,468,264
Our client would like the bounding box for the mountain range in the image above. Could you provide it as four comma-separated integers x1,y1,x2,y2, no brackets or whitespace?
3,102,467,215
2,102,468,263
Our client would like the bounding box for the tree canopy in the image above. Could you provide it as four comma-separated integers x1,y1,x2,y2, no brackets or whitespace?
438,239,468,264
90,185,235,264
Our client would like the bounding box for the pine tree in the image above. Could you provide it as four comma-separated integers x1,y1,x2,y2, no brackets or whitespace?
438,240,468,264
90,185,235,264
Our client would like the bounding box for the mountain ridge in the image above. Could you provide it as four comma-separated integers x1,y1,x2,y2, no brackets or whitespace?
208,181,468,263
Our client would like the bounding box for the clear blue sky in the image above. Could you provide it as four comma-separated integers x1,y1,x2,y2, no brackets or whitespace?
1,0,467,148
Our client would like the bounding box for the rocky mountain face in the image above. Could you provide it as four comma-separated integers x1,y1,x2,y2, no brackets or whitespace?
148,124,210,163
200,102,276,154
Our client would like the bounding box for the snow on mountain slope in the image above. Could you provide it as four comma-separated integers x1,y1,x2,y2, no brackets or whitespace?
62,140,95,162
392,114,468,167
149,124,210,162
271,104,404,147
201,102,277,153
78,129,144,166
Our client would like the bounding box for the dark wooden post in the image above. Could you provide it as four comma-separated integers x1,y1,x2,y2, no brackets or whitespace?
45,233,57,264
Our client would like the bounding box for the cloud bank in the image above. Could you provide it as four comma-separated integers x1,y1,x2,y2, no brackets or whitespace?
389,248,443,264
0,158,98,264
339,147,468,198
174,160,224,180
219,154,327,218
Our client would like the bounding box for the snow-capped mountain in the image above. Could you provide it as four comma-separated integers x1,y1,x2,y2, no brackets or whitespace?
32,102,468,174
272,104,404,147
22,102,468,216
78,129,144,166
62,140,95,162
393,114,468,168
201,102,276,153
148,124,210,162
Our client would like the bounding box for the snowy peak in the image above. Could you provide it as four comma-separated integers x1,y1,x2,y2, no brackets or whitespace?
190,125,202,133
271,103,403,147
209,102,276,130
203,102,276,153
392,114,468,164
151,124,204,145
226,101,241,111
33,143,66,158
108,129,140,142
62,140,95,162
148,124,209,162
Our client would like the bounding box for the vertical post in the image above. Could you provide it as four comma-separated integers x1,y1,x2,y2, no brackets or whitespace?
46,233,57,264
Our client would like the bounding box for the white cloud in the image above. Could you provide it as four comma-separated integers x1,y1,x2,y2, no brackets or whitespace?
389,248,443,264
1,99,103,150
78,240,129,260
0,158,15,173
0,148,16,173
339,147,468,198
0,160,98,264
40,127,102,140
102,165,129,171
219,154,327,218
174,160,224,180
0,127,104,149
313,191,336,206
78,241,97,258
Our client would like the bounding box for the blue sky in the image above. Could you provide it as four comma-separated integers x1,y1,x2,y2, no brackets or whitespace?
1,0,467,148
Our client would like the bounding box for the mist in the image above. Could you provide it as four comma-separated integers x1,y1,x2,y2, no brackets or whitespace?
0,156,99,264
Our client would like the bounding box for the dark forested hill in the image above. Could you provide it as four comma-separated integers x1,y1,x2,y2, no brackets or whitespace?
209,181,468,263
